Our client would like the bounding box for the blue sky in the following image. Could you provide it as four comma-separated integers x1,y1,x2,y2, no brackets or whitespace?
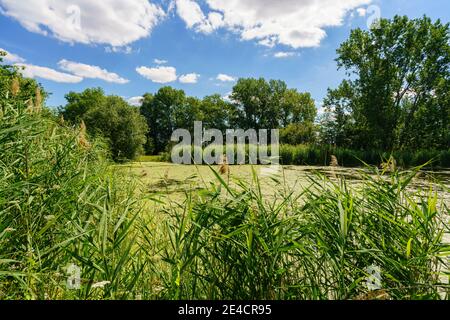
0,0,449,109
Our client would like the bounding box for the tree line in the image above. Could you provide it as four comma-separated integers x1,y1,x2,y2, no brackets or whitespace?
2,15,449,163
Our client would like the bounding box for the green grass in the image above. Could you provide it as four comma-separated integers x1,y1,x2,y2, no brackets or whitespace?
1,99,449,300
154,166,449,299
156,144,450,168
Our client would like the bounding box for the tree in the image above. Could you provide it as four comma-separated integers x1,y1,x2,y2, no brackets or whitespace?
140,87,187,154
231,78,284,130
280,123,317,145
231,78,317,133
200,94,237,131
323,16,450,150
61,89,148,161
280,89,317,126
62,87,106,123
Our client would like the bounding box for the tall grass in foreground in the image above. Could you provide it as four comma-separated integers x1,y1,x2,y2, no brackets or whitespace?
0,98,146,299
1,97,449,299
159,167,449,299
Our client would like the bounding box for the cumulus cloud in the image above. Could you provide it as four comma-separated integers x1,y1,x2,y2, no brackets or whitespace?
16,63,83,83
128,96,144,106
273,51,296,58
175,0,372,48
0,48,26,63
176,0,226,33
356,7,367,17
136,66,178,83
1,48,83,83
179,73,200,84
58,59,129,84
154,58,168,65
216,73,235,82
0,0,165,47
176,0,205,29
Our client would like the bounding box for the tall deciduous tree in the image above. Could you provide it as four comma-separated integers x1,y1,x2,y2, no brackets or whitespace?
231,78,317,144
140,87,187,154
323,15,450,150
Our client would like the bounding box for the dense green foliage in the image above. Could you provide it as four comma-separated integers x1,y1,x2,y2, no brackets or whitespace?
321,16,450,150
165,144,450,168
140,80,316,154
61,88,148,161
279,145,450,168
0,52,46,112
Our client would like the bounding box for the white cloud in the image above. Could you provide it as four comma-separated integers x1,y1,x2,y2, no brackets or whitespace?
356,7,367,17
16,63,83,83
105,46,134,54
216,73,235,82
58,59,129,84
128,96,144,106
176,0,205,29
1,48,83,83
207,12,224,29
154,58,168,65
136,66,178,83
0,48,25,63
0,0,165,46
273,51,296,58
179,73,200,84
175,0,222,33
175,0,372,48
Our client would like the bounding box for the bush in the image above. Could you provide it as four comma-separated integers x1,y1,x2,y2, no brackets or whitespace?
61,89,148,162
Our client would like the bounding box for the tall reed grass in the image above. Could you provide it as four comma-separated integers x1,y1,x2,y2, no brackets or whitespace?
0,97,147,299
164,144,450,168
159,167,449,299
1,97,448,300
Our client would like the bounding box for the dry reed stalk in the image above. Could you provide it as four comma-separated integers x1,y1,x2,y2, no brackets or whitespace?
381,156,397,173
26,99,34,114
330,155,339,167
34,88,42,113
219,154,230,176
330,155,339,178
11,78,20,97
78,120,91,150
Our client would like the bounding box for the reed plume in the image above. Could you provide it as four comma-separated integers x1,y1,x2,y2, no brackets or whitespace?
78,120,91,150
34,87,43,113
219,154,230,178
381,156,397,173
11,77,20,97
330,155,339,167
330,155,339,178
